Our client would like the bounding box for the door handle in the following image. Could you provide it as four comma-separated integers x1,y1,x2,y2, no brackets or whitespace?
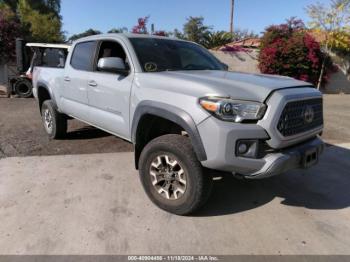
64,76,70,82
88,80,97,87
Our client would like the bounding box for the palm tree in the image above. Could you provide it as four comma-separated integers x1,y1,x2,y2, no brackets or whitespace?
203,31,233,49
230,0,235,34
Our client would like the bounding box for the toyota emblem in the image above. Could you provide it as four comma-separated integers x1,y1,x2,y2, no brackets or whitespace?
303,105,314,124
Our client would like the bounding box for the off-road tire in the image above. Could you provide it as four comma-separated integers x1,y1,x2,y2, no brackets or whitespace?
14,78,33,98
41,100,67,139
139,134,213,215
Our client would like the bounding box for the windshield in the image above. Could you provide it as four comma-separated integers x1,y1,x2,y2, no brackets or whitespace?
129,38,225,72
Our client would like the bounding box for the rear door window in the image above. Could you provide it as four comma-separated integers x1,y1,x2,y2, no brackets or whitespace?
70,41,97,71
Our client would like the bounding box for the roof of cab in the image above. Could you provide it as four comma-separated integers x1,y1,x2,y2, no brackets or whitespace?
74,33,185,43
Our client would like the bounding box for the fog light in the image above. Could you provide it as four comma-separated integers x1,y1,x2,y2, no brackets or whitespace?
238,143,248,154
236,140,259,158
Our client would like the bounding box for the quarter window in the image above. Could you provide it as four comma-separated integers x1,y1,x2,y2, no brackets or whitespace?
70,41,96,71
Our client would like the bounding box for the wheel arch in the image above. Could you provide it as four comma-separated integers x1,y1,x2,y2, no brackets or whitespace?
131,101,207,169
36,82,56,113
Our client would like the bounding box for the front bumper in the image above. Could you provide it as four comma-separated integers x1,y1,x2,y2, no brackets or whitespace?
243,136,324,179
197,116,324,179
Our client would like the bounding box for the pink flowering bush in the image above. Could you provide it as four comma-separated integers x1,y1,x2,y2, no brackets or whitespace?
258,18,334,86
132,16,149,34
132,16,168,37
153,30,167,36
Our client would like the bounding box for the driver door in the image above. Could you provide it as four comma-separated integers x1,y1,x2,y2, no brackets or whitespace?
87,39,134,140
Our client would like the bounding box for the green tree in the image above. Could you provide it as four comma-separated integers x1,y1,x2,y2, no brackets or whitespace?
183,16,211,45
0,0,17,12
68,28,102,41
203,31,232,49
173,28,186,39
1,0,60,17
231,28,258,41
30,0,61,17
306,0,350,88
108,27,128,33
18,0,63,42
0,1,13,13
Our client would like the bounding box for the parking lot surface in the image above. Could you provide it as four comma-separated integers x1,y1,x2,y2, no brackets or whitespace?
0,144,350,255
0,94,350,255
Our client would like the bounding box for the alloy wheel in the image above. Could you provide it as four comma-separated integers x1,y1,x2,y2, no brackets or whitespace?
149,154,187,200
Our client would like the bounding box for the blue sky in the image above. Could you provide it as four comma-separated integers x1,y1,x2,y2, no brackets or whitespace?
61,0,329,38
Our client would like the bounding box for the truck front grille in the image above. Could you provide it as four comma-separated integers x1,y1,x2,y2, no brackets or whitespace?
277,98,323,137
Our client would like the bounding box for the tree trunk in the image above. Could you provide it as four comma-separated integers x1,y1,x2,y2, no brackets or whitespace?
317,41,329,90
317,58,326,90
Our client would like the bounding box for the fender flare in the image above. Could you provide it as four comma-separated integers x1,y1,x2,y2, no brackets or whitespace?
36,81,57,109
131,101,207,161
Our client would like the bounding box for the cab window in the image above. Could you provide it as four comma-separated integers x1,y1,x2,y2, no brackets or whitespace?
70,41,96,71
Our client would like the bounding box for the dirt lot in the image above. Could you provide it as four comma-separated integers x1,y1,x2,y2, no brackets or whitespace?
0,94,349,158
0,98,133,158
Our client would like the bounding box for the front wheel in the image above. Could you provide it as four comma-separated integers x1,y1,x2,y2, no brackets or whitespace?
41,100,67,139
139,134,213,215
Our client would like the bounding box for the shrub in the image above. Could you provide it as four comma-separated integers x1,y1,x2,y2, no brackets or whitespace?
203,31,232,49
0,8,21,62
132,16,149,34
153,30,167,36
258,18,333,86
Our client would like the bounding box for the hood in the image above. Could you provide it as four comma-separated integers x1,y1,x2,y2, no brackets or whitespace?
141,70,313,102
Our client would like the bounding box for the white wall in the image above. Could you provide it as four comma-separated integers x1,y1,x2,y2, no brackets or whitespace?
211,50,260,74
324,68,350,94
212,50,350,93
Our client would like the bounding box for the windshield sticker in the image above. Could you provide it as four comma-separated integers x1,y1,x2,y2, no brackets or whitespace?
144,62,158,72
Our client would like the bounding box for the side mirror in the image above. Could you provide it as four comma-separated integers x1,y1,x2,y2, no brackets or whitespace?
221,62,229,71
97,57,129,75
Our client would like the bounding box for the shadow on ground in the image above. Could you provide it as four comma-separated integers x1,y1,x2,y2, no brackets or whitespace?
195,144,350,217
64,126,112,140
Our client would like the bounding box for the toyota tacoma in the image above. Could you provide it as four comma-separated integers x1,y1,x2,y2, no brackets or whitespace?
32,34,324,215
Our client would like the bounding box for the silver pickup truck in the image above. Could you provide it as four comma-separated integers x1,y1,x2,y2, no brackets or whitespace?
33,33,324,215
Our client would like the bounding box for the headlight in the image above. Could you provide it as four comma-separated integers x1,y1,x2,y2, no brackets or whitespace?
199,96,267,122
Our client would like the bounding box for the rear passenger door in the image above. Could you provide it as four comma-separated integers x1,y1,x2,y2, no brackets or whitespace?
86,39,134,140
61,41,97,121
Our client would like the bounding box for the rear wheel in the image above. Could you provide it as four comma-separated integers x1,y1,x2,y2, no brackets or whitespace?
41,100,67,139
139,134,213,215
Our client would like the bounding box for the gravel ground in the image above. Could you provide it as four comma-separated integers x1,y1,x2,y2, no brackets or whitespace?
0,94,349,158
0,98,133,158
